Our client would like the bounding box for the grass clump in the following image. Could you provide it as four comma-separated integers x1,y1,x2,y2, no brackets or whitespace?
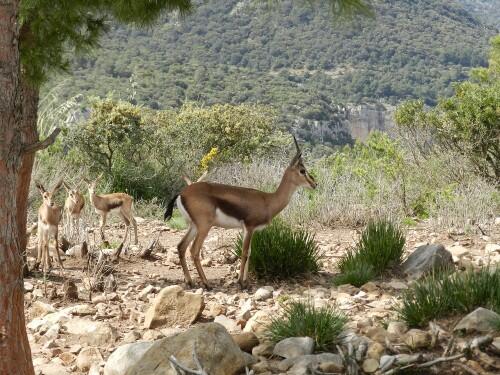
234,219,320,279
398,267,500,328
267,300,347,351
333,220,405,286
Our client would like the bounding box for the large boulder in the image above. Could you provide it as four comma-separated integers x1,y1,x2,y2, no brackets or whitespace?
454,308,500,334
104,323,253,375
402,244,454,279
64,318,117,347
144,285,204,329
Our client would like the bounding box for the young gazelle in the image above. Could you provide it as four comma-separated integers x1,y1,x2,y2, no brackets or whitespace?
62,181,85,240
85,175,138,245
164,136,317,289
34,180,65,272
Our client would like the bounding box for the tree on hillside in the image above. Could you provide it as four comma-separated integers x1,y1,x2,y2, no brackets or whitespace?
395,35,500,184
0,1,371,373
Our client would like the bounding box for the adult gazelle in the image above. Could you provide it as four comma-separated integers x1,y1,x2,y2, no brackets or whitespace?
165,136,317,289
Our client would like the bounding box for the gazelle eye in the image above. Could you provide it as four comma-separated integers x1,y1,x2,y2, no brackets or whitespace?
300,169,306,175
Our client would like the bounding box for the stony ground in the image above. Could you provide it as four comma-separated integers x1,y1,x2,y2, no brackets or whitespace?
24,217,500,375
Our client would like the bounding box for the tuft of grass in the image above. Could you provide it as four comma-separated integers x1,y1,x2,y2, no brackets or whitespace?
167,209,188,230
333,220,405,286
267,300,347,352
398,267,500,328
234,219,320,279
332,254,376,287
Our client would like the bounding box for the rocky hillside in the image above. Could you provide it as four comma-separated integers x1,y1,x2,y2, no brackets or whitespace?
45,0,497,146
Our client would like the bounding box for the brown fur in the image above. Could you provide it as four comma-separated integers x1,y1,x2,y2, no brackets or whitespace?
175,137,317,289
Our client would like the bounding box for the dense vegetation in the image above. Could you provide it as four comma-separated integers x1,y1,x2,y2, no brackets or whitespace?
43,0,496,145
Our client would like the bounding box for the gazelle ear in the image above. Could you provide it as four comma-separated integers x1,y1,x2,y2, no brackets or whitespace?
35,181,46,193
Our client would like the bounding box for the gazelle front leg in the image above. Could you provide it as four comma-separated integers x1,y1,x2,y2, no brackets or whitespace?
238,226,254,289
53,229,64,271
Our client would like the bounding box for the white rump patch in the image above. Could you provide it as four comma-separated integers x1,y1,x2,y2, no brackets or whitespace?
176,196,192,223
214,208,243,229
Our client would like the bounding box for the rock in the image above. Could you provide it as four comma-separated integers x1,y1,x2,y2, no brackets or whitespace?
366,342,385,361
492,337,500,351
387,280,408,290
279,353,343,373
201,258,212,266
214,315,241,333
318,361,344,373
448,245,470,259
89,364,101,375
66,243,88,258
254,286,273,301
485,244,500,253
69,304,97,316
402,244,454,279
63,280,78,301
59,352,77,366
361,282,378,292
273,337,315,359
143,285,204,329
30,301,55,319
231,332,259,353
208,302,227,318
362,358,379,373
24,281,34,292
64,318,117,347
142,329,164,341
387,321,408,338
252,342,275,357
243,310,272,339
104,323,252,375
77,347,103,371
366,327,389,344
336,284,359,295
35,363,70,375
454,308,500,334
138,285,155,302
405,329,431,349
123,330,141,344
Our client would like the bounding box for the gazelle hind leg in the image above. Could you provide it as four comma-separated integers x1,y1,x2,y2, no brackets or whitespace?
189,226,211,289
177,225,197,287
238,226,254,289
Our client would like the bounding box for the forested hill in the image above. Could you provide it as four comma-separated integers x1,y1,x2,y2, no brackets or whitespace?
46,0,497,145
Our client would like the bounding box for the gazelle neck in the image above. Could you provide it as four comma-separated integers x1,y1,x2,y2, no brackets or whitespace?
268,168,299,217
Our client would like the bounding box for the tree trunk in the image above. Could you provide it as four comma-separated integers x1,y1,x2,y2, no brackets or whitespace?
18,81,40,276
0,1,36,374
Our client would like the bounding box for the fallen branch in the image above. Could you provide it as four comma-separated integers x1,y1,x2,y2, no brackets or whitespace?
140,233,160,259
23,128,61,154
169,346,207,375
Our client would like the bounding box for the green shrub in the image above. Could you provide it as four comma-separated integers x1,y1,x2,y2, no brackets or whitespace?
267,300,347,351
398,267,500,328
234,219,320,279
333,220,405,286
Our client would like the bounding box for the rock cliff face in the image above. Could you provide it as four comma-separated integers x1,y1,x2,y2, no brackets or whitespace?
294,103,395,146
345,104,395,142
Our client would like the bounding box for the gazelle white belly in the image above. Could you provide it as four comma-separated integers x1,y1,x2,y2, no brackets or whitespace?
214,208,243,229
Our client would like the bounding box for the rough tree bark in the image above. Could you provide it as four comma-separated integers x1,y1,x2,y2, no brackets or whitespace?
0,0,36,373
